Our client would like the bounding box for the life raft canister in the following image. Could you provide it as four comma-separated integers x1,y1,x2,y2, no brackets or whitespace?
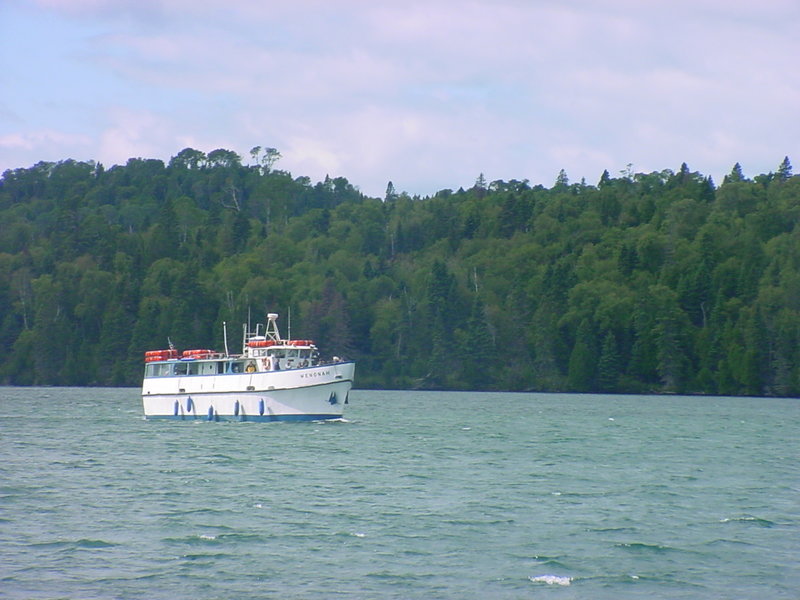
182,349,214,359
144,349,178,362
248,340,277,348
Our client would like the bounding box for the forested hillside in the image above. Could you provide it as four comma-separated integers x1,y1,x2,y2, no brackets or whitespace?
1,149,798,396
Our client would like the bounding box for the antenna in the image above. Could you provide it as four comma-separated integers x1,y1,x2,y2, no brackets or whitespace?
223,321,229,357
287,306,292,341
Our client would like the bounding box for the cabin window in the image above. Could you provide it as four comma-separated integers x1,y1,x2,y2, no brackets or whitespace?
227,361,247,373
187,362,201,375
151,363,173,377
174,362,189,376
144,363,177,377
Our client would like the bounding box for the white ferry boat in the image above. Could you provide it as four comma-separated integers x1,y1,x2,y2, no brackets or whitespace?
141,313,355,421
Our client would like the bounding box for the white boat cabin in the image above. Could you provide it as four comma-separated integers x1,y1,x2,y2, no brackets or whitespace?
143,313,322,378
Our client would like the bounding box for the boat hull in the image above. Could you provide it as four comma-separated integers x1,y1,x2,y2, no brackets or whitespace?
141,362,354,421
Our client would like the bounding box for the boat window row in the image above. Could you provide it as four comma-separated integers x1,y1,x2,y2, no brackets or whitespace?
249,348,315,359
145,360,254,378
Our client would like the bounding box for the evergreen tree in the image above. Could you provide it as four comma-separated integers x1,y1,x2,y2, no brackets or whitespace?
597,331,621,392
776,156,792,182
567,320,596,392
724,162,746,184
459,295,494,389
385,181,397,202
148,197,179,260
1,148,799,396
555,169,569,190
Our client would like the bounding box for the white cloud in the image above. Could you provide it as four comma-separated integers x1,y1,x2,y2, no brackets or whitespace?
97,108,168,165
0,130,87,152
2,0,798,194
0,130,93,170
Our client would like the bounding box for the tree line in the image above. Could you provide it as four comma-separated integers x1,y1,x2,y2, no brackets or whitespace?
0,149,798,396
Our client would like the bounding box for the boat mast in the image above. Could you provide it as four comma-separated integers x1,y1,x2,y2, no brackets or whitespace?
223,321,230,357
265,313,281,342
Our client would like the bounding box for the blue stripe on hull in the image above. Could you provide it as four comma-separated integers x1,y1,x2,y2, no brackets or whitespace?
144,413,344,422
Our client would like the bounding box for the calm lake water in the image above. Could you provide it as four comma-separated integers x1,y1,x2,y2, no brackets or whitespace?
1,387,798,599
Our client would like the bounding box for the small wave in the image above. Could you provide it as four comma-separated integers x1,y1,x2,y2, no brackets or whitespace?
588,526,638,533
442,517,515,526
205,453,237,461
579,573,646,586
162,507,230,517
669,474,698,482
217,532,265,543
365,570,436,582
400,472,432,480
529,574,571,586
75,538,117,548
529,555,571,570
719,515,775,527
178,531,266,544
163,533,222,545
703,538,754,548
181,552,231,561
615,542,677,554
31,538,117,550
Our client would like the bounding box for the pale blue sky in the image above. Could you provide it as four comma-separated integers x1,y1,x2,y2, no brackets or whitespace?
2,0,799,197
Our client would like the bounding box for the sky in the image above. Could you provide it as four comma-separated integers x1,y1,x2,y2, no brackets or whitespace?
1,0,799,198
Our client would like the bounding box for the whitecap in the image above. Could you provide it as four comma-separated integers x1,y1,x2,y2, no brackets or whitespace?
719,515,774,527
529,574,571,586
199,534,216,540
351,532,366,538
